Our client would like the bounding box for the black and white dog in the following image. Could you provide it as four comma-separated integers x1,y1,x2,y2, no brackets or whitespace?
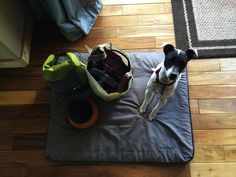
139,44,197,121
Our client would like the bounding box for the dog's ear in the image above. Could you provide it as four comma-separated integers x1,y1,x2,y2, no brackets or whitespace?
186,49,198,60
163,44,175,55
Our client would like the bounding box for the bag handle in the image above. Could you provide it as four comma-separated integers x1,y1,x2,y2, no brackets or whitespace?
42,54,73,81
66,52,86,68
66,52,87,85
42,53,87,82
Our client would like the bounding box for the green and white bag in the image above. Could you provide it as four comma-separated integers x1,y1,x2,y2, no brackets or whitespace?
86,43,133,101
42,52,88,93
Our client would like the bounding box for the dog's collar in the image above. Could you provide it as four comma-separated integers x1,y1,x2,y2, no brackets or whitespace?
155,69,175,86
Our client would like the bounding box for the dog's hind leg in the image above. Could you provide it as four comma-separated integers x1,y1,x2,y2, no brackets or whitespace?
139,87,154,114
148,97,167,121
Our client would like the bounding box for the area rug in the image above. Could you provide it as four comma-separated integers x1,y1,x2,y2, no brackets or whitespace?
172,0,236,58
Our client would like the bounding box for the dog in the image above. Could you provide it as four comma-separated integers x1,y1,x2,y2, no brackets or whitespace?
139,44,197,121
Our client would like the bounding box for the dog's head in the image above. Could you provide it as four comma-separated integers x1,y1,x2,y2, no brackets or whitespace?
162,44,197,81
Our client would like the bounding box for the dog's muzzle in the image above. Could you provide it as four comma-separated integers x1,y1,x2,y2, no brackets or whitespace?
155,69,175,86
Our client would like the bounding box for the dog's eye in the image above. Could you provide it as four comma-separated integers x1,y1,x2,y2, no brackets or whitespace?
164,59,174,69
179,61,186,71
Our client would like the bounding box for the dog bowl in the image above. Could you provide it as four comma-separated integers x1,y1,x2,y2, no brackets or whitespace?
67,99,99,129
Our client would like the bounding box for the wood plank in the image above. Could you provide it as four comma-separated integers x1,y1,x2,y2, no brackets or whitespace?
13,133,45,150
190,100,199,114
0,104,50,119
116,25,174,38
123,4,165,15
0,78,49,91
0,150,51,165
138,14,173,25
29,51,54,66
220,58,236,71
193,146,225,162
204,114,236,129
103,0,171,5
155,36,175,47
0,91,51,105
199,99,236,114
164,3,172,13
194,130,236,146
99,5,122,16
0,135,13,150
33,37,157,51
88,27,116,39
0,119,48,134
192,113,236,129
94,16,138,27
187,59,220,72
124,48,163,52
224,146,236,162
191,114,207,130
29,164,190,177
189,85,236,99
188,72,236,85
191,163,236,177
0,66,42,78
0,164,28,177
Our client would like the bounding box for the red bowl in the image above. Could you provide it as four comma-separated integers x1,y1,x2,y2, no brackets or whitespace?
67,99,99,129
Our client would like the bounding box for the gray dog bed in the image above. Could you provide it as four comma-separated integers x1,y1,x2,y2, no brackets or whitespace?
46,52,194,163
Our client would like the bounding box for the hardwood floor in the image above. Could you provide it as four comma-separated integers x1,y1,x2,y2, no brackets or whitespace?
0,0,236,176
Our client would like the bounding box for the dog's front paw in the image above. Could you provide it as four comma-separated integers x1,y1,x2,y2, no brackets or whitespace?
148,116,155,121
148,113,156,121
139,108,144,114
139,106,145,114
